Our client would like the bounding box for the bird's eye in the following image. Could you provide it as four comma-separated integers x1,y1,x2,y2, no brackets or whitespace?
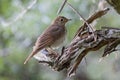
60,18,64,22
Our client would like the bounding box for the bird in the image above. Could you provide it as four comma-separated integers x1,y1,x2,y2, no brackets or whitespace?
24,16,71,64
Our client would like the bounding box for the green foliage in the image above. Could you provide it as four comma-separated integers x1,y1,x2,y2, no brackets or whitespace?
0,0,120,80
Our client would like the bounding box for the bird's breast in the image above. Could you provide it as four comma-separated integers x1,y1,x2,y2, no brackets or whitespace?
51,27,66,48
51,32,66,47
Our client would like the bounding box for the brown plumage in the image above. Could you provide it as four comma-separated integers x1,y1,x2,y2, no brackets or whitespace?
24,16,71,64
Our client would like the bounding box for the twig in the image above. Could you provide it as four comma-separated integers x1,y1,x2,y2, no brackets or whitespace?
74,8,110,37
103,39,120,57
1,0,37,27
67,2,96,40
57,0,68,14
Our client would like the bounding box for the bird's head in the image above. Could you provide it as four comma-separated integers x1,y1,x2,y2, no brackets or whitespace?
54,16,71,26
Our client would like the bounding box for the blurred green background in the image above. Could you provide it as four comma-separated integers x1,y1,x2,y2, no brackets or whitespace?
0,0,120,80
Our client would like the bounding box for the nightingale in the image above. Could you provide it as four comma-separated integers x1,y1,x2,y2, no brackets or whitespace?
24,16,71,64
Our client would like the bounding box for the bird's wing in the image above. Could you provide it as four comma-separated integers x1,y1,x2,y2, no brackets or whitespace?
24,25,60,64
35,33,54,50
35,25,61,49
24,32,54,64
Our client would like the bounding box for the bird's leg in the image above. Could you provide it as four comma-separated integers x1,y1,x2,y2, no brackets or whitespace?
46,47,58,58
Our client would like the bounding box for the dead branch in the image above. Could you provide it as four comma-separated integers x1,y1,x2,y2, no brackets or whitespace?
53,8,110,70
106,0,120,14
67,2,96,40
57,0,68,14
34,3,120,77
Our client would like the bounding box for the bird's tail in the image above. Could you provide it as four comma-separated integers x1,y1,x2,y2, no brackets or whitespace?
24,51,36,64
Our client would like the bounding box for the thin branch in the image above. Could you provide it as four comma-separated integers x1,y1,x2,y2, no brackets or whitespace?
67,2,96,40
74,8,110,37
1,0,37,27
57,0,68,15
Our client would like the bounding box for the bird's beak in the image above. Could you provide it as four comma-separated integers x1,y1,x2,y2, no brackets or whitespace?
66,18,71,22
68,19,72,21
